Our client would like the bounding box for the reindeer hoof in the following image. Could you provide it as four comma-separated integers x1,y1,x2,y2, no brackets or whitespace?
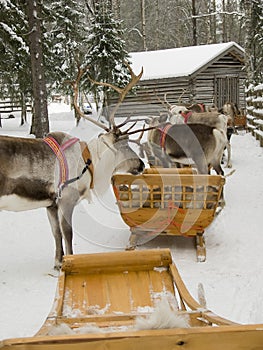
125,245,136,251
54,259,62,270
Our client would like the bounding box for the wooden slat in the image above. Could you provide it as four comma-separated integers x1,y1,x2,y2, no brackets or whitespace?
112,173,225,187
143,167,196,175
169,263,203,311
62,249,172,274
3,325,263,350
118,208,215,234
102,272,131,314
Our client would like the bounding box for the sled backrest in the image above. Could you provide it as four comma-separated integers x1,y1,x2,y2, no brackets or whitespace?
112,173,225,211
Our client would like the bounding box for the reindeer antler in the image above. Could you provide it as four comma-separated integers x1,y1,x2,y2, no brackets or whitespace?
178,89,187,104
154,91,173,111
66,66,110,132
89,61,143,130
67,63,151,139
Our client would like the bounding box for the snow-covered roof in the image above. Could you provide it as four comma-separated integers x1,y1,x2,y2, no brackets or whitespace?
130,42,244,80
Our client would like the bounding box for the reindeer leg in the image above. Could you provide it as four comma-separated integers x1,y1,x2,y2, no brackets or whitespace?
212,162,226,209
57,199,75,256
225,142,232,168
46,205,64,270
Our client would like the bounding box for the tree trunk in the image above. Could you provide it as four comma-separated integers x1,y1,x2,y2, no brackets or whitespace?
26,0,49,138
141,0,147,51
222,0,227,42
242,0,254,83
154,0,160,50
192,0,197,46
20,92,27,126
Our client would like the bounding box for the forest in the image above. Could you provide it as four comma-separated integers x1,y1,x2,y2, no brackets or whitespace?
0,0,262,136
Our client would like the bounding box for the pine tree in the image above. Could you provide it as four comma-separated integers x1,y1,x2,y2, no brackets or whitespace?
0,0,89,128
241,0,263,84
0,0,31,125
85,0,131,118
43,0,88,94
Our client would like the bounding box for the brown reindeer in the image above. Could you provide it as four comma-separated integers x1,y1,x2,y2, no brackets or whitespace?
0,64,145,269
157,94,232,168
145,116,227,176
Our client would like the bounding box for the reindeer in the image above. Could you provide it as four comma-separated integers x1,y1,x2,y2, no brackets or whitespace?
0,64,146,269
145,116,227,176
157,94,232,168
220,101,240,125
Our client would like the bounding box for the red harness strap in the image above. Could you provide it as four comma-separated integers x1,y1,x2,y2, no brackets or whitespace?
43,135,79,187
197,103,205,112
181,111,192,124
158,123,173,150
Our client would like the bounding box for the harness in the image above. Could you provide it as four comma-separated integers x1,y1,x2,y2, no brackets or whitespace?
158,123,173,150
180,111,192,124
43,136,94,198
197,103,205,112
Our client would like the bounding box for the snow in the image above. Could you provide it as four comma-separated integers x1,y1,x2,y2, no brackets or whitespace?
130,42,244,80
0,103,263,341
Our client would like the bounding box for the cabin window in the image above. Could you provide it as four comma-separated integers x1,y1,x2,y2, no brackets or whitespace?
215,75,239,109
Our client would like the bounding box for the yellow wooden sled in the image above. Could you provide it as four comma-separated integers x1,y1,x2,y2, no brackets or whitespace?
234,113,247,131
112,168,225,261
1,249,263,350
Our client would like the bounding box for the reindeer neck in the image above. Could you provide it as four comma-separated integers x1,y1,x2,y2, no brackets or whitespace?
87,137,116,194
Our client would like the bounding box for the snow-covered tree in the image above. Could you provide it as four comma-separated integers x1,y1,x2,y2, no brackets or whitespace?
43,0,88,95
0,0,31,125
0,0,89,128
241,0,263,84
84,0,131,118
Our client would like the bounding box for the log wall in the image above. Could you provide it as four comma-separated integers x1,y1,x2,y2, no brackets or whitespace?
110,52,246,117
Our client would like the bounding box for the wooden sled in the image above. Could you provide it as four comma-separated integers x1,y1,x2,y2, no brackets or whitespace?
1,249,263,350
112,168,225,261
234,113,247,131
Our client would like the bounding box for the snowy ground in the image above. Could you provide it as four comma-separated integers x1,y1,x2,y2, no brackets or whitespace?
0,103,263,340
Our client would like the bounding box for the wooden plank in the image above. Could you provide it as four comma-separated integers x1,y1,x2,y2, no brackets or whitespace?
169,263,203,311
127,271,153,310
112,173,225,187
62,249,172,274
81,274,109,315
62,275,74,316
143,168,196,174
102,272,131,314
2,325,263,350
148,269,175,303
118,208,215,235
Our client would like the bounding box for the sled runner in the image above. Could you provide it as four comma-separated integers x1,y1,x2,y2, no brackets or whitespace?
112,168,225,261
1,249,263,350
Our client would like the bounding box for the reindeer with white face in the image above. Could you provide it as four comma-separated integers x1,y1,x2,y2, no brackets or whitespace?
157,94,232,168
0,65,145,269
